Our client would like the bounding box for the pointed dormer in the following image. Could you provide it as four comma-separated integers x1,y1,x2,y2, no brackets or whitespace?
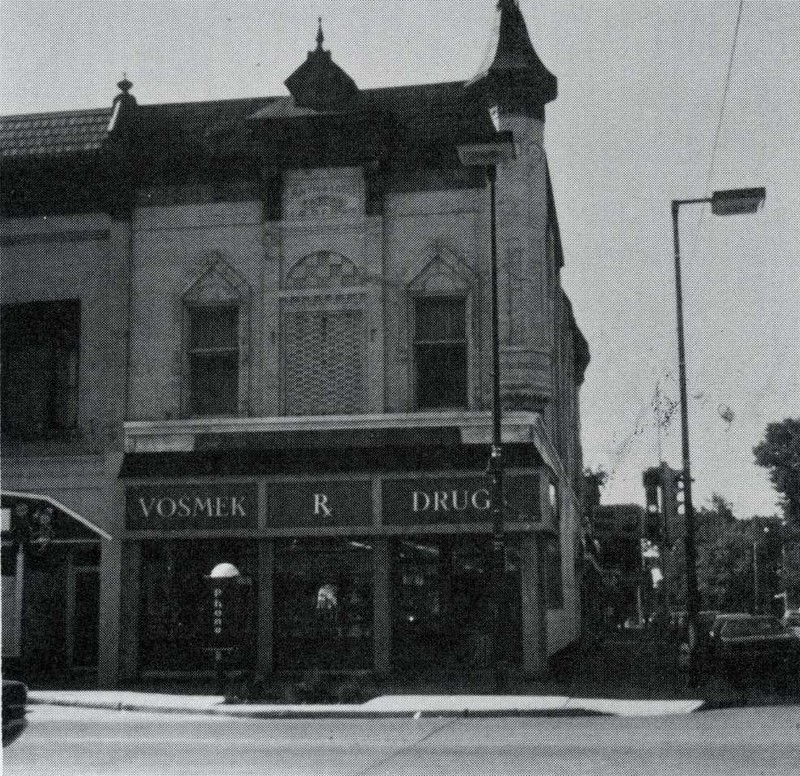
285,19,359,112
467,1,557,119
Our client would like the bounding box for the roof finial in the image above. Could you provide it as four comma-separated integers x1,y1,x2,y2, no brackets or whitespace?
316,17,324,50
117,73,133,95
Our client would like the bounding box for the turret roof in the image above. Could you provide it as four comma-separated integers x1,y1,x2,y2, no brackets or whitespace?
468,0,557,110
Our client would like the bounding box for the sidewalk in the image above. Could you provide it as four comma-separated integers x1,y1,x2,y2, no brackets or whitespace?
27,689,705,719
27,631,715,719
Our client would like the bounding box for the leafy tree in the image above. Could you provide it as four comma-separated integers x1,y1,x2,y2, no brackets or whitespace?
753,418,800,525
668,495,754,613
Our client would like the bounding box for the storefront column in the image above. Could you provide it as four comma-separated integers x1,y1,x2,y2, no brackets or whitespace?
97,538,122,687
118,541,140,681
257,539,273,676
521,533,546,677
373,537,391,675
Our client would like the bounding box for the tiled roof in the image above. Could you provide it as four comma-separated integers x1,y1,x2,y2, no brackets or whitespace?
0,81,495,168
0,108,112,159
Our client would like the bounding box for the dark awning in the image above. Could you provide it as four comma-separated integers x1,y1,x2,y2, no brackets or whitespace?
1,491,111,542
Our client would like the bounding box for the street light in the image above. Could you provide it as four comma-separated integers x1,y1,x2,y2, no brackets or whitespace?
671,186,765,686
458,131,517,689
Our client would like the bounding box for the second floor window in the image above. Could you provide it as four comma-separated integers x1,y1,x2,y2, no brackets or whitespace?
1,300,80,438
414,297,467,409
188,306,239,416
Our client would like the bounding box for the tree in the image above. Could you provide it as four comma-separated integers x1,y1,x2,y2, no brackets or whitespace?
669,495,754,613
753,418,800,525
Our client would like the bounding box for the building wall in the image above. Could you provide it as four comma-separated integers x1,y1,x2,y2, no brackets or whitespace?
1,213,127,451
128,201,265,420
0,212,128,536
2,80,589,682
125,163,566,426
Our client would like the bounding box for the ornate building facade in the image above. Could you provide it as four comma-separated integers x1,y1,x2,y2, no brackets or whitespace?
1,1,589,685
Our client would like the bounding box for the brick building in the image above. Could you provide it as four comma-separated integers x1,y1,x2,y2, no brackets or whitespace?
1,1,589,686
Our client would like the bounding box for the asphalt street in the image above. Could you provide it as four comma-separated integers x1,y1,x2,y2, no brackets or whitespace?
4,704,799,776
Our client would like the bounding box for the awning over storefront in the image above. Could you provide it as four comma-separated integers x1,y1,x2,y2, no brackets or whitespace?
1,491,112,543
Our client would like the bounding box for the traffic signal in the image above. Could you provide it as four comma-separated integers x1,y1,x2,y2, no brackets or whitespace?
643,468,662,541
662,465,686,543
642,465,685,543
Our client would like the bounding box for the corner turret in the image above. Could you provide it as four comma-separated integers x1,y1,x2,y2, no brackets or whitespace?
467,0,557,120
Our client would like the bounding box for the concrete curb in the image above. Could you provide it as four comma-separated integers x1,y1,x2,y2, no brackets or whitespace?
28,694,707,719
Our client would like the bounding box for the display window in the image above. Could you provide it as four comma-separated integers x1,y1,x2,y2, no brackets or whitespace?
391,536,521,669
138,540,257,671
273,539,373,670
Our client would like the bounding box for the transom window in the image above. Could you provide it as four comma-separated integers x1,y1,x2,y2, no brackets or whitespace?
187,305,239,416
414,297,467,409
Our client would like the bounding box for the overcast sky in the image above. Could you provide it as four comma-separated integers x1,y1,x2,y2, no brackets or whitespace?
2,1,798,519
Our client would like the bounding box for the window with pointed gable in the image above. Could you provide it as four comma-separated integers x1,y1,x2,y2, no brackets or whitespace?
406,250,476,411
182,255,250,417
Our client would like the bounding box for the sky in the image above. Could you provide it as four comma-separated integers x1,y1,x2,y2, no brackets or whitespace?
1,1,798,519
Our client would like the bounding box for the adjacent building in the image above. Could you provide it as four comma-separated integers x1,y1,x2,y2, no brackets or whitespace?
1,1,589,685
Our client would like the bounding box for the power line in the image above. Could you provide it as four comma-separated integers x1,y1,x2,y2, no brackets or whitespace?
703,0,747,197
689,0,748,257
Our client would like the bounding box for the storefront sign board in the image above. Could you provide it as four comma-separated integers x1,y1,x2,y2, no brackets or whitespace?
126,484,258,529
265,481,371,527
382,475,540,525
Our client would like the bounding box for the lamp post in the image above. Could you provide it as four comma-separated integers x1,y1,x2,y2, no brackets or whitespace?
458,132,516,689
670,186,765,685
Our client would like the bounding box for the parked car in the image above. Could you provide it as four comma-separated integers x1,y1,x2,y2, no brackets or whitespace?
697,610,722,635
2,680,27,747
708,612,752,641
781,610,800,638
710,614,800,677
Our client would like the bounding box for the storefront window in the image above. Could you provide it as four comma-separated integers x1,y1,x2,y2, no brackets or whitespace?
138,540,256,672
273,539,373,670
391,537,520,669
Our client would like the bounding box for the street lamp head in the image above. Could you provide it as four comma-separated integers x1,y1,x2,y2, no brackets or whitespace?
457,131,517,167
710,187,766,216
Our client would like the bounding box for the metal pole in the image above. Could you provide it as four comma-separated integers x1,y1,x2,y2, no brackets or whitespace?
672,201,702,686
753,540,759,614
215,649,225,696
487,164,506,690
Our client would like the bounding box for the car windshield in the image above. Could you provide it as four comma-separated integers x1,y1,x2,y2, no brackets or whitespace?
698,611,720,628
723,618,783,637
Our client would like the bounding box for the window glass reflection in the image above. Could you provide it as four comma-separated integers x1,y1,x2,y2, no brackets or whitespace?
273,539,373,670
138,540,256,671
392,537,520,669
